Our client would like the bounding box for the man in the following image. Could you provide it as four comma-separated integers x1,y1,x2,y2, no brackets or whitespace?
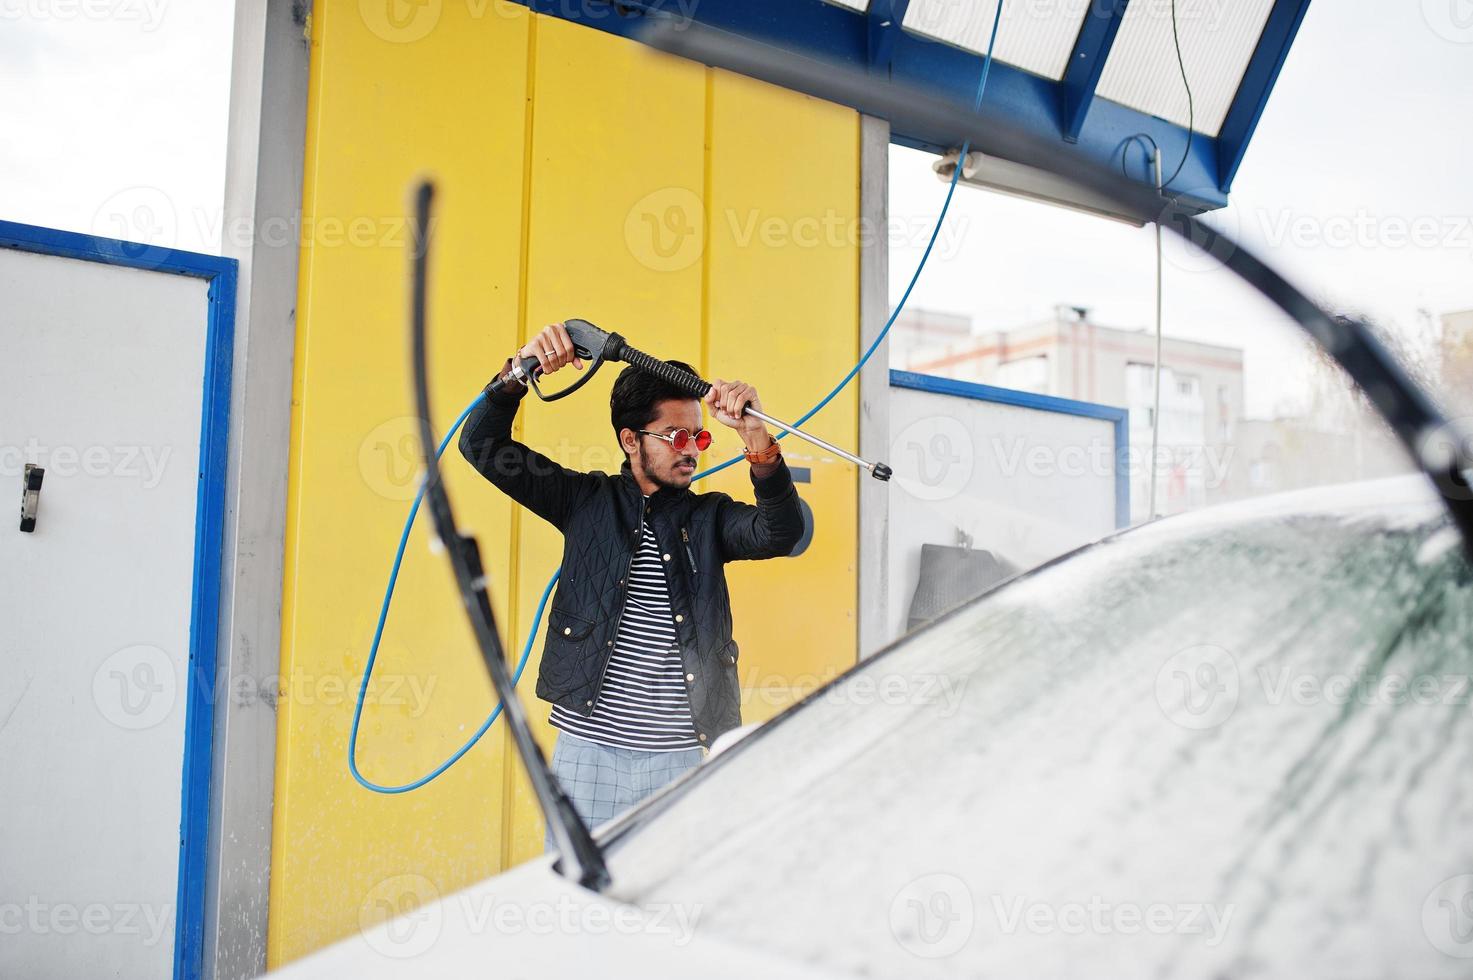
458,322,805,852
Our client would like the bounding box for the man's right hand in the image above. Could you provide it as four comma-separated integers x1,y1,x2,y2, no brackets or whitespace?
516,322,584,378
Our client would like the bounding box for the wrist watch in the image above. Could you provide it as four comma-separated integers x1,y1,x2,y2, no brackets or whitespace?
742,438,781,465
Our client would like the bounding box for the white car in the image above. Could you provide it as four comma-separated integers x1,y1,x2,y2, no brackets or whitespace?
273,473,1473,979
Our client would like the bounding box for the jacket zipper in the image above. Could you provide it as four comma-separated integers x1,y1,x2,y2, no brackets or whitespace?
681,527,698,574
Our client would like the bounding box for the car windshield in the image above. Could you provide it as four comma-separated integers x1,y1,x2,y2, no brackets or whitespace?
599,476,1472,977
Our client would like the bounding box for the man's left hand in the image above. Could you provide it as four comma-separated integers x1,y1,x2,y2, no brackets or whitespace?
704,379,771,448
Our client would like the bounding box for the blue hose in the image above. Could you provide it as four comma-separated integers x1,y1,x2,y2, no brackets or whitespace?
349,8,1004,792
349,395,561,793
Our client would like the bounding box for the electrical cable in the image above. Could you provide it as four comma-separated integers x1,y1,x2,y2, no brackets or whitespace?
1119,132,1158,182
1148,146,1165,521
1120,0,1192,192
348,2,1008,794
1143,0,1195,516
1162,0,1195,191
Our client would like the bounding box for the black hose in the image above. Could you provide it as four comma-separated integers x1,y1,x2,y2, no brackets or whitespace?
409,179,610,891
614,342,713,399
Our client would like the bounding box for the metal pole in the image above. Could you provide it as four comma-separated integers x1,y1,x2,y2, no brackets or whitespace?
745,406,892,480
1148,147,1165,522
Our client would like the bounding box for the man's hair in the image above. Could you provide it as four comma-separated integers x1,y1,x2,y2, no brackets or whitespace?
610,360,700,458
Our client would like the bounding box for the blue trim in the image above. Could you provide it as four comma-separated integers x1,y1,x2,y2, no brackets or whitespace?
1115,398,1131,529
0,219,236,980
0,218,235,281
881,29,1227,207
890,369,1130,529
1216,0,1311,192
866,0,911,73
1059,0,1130,142
176,267,233,980
511,0,1243,209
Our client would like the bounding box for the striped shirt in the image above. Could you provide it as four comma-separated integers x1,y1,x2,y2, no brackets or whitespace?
549,500,699,751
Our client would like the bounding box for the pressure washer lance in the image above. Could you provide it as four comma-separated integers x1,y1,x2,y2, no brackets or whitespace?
489,318,894,481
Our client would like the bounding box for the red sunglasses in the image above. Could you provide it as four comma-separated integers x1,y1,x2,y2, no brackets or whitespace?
638,427,713,453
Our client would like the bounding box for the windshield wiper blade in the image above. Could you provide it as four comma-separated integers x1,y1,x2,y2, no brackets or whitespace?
639,19,1473,560
408,179,610,890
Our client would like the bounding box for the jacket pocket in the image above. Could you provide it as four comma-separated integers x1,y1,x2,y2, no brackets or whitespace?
718,639,742,716
548,608,597,642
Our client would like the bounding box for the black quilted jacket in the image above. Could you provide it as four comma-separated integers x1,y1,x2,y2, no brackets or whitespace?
457,378,805,746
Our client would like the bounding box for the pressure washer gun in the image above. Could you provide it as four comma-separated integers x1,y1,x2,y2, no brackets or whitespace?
488,318,892,481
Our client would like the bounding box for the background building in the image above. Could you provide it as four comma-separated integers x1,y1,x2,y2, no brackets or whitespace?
1442,309,1473,405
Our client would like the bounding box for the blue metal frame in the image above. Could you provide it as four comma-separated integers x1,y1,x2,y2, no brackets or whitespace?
0,219,236,980
1059,0,1130,142
510,0,1308,209
890,369,1130,529
1216,0,1312,192
865,0,911,73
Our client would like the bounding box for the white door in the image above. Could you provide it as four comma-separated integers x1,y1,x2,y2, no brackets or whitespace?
1,236,223,979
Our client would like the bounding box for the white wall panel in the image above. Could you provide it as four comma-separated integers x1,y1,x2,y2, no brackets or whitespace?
1096,0,1274,136
903,0,1091,79
883,378,1123,648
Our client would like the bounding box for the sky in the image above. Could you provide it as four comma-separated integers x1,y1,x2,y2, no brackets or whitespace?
0,2,234,256
888,0,1473,418
1,0,1468,419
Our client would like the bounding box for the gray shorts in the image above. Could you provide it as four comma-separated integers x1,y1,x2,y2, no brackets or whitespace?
542,730,704,853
